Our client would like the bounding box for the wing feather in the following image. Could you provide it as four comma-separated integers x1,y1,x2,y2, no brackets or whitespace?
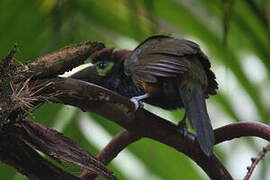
124,35,218,95
145,65,186,73
134,68,177,79
133,54,190,79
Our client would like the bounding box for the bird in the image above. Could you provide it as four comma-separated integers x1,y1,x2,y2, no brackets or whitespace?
70,35,218,157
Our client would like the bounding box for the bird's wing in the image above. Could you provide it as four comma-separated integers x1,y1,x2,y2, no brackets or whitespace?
134,35,201,57
125,35,218,94
132,54,191,83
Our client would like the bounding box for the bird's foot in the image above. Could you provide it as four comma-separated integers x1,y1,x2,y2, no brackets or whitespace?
130,97,144,110
130,94,149,110
177,112,188,137
177,121,188,137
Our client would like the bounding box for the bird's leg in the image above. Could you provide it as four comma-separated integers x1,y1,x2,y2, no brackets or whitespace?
177,111,188,137
130,93,150,109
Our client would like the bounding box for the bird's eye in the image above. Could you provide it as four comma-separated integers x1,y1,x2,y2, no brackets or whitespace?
95,61,114,76
96,61,107,69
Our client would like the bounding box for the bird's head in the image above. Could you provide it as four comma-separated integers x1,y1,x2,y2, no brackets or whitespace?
91,48,131,77
69,48,142,97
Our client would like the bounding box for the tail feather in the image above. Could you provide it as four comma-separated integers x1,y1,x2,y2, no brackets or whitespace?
178,84,214,157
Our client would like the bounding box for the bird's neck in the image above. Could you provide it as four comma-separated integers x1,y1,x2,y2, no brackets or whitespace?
104,61,143,98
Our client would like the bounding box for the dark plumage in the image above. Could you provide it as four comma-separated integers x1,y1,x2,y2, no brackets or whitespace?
70,35,218,157
70,48,143,98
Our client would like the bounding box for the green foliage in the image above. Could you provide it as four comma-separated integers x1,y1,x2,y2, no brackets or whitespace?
0,0,269,179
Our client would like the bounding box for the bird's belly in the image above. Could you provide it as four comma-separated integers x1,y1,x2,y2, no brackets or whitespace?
144,95,183,110
138,81,160,96
143,79,184,110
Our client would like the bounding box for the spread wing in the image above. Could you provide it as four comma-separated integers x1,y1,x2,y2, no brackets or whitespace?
124,35,218,95
131,54,190,83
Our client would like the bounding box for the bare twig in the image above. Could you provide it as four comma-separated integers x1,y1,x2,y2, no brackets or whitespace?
244,144,270,180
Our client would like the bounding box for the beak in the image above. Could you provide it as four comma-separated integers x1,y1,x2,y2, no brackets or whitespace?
68,65,103,85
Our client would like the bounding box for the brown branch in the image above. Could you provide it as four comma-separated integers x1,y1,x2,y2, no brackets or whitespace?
0,41,105,127
17,119,116,180
0,42,111,180
80,120,270,180
2,42,270,180
45,77,233,180
46,77,270,179
244,144,270,180
14,41,105,82
0,134,82,180
214,122,270,144
96,131,141,166
80,130,141,180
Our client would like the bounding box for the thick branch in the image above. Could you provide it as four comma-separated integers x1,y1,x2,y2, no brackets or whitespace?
2,42,270,180
16,41,105,81
0,41,105,127
18,119,116,180
46,77,233,179
45,77,270,179
0,42,110,180
0,134,82,180
81,121,270,180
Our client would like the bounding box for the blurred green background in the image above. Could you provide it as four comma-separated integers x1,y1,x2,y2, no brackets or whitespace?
0,0,270,179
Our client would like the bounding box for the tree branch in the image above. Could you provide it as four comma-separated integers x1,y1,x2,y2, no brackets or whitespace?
16,41,105,81
214,122,270,144
0,42,114,180
17,119,116,180
80,130,141,180
2,41,270,180
44,77,233,179
46,77,270,179
244,144,270,180
0,41,105,127
0,134,82,180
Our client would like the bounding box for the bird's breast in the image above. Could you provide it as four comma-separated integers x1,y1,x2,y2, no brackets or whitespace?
141,78,184,110
137,81,161,96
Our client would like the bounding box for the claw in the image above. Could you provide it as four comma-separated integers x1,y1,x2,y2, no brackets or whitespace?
177,111,188,137
130,98,144,109
130,94,149,110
